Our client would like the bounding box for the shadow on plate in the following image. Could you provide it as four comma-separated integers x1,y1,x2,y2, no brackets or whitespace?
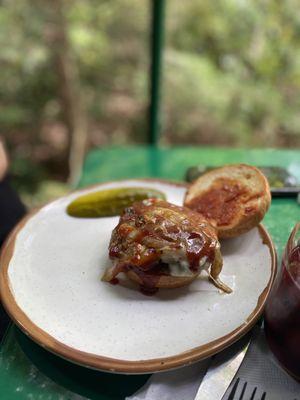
16,327,150,400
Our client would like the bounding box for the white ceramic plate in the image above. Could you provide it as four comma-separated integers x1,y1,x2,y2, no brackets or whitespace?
0,179,276,373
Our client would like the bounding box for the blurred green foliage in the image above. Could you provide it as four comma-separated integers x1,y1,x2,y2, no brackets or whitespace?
163,0,300,146
0,0,300,204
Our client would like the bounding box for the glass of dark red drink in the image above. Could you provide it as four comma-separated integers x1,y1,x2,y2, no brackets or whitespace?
264,222,300,380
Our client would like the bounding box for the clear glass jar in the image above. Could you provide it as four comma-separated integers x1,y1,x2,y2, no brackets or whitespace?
264,222,300,380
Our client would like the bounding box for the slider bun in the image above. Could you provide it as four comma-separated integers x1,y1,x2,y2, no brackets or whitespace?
184,164,271,238
126,270,199,289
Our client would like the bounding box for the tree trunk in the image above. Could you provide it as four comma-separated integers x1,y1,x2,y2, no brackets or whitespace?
44,0,88,186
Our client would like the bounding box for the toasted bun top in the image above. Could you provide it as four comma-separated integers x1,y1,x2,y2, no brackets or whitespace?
184,164,271,238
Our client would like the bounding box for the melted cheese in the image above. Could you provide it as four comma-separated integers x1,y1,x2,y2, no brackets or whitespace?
161,248,209,277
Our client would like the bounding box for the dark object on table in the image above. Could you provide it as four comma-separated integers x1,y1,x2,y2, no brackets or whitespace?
186,166,300,197
227,378,267,400
0,174,26,341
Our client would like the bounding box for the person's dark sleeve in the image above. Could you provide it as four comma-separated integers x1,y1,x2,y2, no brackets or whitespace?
0,175,26,247
0,175,26,340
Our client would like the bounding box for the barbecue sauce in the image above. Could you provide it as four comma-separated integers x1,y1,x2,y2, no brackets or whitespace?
187,178,248,226
106,199,219,295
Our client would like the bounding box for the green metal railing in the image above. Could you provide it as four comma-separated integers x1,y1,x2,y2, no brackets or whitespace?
149,0,166,145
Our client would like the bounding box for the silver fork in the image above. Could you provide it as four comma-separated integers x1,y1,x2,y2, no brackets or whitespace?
226,378,267,400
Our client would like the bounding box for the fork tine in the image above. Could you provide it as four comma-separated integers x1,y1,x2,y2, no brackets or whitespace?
239,381,247,400
227,377,240,400
261,393,266,400
249,387,257,400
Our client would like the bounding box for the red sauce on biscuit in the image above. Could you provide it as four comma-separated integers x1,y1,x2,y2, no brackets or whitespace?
187,179,247,226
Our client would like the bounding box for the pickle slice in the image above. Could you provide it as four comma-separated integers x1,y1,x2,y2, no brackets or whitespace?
67,187,166,218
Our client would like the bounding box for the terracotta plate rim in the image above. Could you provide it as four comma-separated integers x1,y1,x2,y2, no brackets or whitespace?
0,179,277,374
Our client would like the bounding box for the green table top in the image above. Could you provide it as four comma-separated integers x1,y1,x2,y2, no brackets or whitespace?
1,145,299,399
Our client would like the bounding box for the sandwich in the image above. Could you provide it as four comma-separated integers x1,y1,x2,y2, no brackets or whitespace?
102,198,231,294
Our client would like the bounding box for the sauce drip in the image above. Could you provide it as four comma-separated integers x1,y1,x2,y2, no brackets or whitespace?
130,262,168,291
186,232,206,271
139,285,159,296
109,277,119,285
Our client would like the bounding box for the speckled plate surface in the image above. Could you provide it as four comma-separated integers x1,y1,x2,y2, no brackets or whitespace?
0,179,276,374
